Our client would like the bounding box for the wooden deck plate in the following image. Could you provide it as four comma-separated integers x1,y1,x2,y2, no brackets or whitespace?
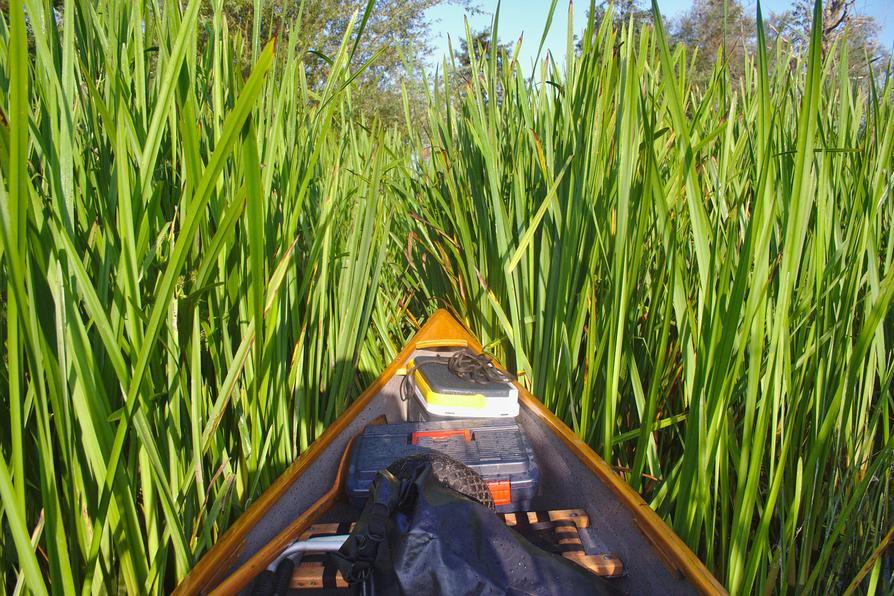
500,508,590,529
290,509,623,589
298,508,591,541
291,558,349,589
564,551,624,577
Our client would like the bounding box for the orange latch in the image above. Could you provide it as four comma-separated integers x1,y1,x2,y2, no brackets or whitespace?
487,480,512,506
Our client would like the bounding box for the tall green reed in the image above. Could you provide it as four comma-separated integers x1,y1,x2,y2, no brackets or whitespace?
1,0,892,593
406,0,893,591
0,1,398,593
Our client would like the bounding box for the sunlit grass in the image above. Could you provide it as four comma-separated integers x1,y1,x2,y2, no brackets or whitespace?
0,1,398,592
0,0,892,593
406,1,893,592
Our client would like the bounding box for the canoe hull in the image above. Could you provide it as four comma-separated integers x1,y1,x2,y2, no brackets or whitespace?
176,310,725,595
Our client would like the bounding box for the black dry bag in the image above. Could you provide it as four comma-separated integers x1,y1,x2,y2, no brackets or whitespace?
331,453,616,596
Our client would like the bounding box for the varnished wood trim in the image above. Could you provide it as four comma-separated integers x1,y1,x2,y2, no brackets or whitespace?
196,540,245,596
207,437,355,595
517,391,726,595
415,338,469,349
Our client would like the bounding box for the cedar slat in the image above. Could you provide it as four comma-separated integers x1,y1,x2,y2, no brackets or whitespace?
563,552,624,577
291,562,348,589
499,508,589,528
291,509,622,589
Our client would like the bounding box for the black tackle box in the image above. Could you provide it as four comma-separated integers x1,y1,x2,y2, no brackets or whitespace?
346,419,539,513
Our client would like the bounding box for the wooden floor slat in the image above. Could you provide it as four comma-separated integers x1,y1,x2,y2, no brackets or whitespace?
499,508,590,528
563,552,625,577
291,561,349,589
290,509,622,589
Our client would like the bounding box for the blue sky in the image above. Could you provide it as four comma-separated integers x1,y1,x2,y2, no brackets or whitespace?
424,0,894,71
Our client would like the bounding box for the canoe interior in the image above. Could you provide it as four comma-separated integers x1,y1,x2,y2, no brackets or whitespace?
218,346,701,595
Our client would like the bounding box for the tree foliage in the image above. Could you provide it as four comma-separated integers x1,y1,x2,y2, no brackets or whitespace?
588,0,652,31
667,0,889,88
453,28,510,78
442,27,511,103
767,0,890,81
578,1,653,53
208,0,476,124
670,0,754,88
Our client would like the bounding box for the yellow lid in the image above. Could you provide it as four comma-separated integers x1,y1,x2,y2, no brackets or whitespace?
414,368,487,410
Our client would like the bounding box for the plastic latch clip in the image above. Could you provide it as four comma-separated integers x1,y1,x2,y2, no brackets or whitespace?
487,480,512,506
